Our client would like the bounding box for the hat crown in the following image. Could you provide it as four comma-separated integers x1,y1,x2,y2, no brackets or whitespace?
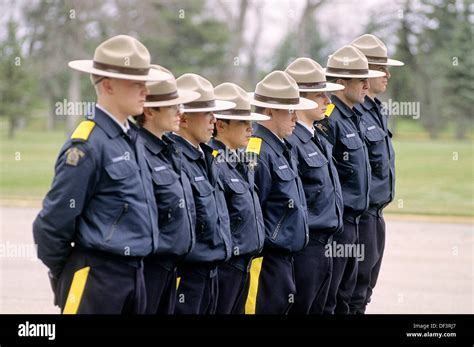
176,73,215,102
327,45,369,70
255,71,300,99
214,83,251,110
93,35,151,69
285,57,326,83
351,34,388,58
147,65,177,95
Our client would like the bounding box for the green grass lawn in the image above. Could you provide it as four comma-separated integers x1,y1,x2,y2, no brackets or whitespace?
0,127,67,200
1,123,473,216
385,140,474,217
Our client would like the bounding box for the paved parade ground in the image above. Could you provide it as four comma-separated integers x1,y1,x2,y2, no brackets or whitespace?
0,206,472,314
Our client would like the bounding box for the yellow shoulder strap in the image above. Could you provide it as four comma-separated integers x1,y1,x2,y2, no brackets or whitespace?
324,103,335,117
246,137,262,155
71,120,95,141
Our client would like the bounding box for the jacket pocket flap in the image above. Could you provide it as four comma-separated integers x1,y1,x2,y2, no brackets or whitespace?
340,135,363,150
105,160,138,180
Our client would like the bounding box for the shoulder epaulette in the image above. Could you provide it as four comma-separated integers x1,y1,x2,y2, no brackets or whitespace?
70,120,96,141
246,137,262,155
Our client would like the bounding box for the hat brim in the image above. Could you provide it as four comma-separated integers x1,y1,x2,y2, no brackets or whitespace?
368,58,405,67
247,93,318,110
298,82,345,93
323,68,386,79
68,60,172,81
213,112,271,121
183,100,236,113
144,90,200,107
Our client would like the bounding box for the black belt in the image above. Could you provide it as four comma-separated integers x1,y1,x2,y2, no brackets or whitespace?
75,246,144,268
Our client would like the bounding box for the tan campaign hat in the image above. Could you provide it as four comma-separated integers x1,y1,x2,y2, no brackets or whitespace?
324,45,386,79
351,34,404,66
68,35,171,81
213,83,270,121
176,73,236,113
248,71,318,110
285,57,345,92
144,65,200,107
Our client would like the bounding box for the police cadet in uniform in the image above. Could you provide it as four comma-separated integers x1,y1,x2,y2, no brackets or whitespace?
244,71,317,314
209,83,269,314
284,58,345,314
349,34,404,314
134,65,200,314
315,45,385,314
32,35,172,314
169,74,235,314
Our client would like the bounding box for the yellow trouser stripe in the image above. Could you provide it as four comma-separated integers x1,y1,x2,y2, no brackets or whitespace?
63,266,90,314
176,277,181,290
245,256,263,314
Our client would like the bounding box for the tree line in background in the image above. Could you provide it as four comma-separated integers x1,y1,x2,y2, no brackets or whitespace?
0,0,472,139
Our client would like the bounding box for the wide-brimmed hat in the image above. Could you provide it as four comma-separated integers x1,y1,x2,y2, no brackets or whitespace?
68,35,171,81
144,65,200,107
248,71,318,110
213,83,270,121
351,34,405,67
176,73,236,113
324,45,386,79
285,57,345,92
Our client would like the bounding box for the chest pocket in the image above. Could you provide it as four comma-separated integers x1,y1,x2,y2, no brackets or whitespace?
193,179,214,197
105,160,139,180
274,164,297,181
340,134,363,150
302,151,328,168
365,126,386,143
151,167,179,186
226,178,248,195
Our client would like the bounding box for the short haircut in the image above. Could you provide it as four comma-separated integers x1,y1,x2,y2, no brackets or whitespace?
213,119,230,137
133,107,160,127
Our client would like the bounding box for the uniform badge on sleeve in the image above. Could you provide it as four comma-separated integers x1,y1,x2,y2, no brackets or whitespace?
65,147,85,166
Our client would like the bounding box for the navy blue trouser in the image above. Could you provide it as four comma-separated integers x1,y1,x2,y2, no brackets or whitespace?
143,256,177,314
350,211,386,313
254,250,296,314
215,256,252,314
57,248,146,314
174,263,219,314
324,220,359,314
289,232,333,314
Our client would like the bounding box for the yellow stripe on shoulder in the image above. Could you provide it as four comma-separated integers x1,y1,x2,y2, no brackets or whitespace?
246,137,262,155
71,120,95,141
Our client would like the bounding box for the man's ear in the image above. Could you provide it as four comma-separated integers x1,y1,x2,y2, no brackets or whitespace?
336,79,347,88
216,119,226,131
101,78,114,95
143,107,152,117
179,113,189,129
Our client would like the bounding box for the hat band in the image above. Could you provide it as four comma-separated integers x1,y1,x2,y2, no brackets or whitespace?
216,109,251,116
184,100,216,109
297,81,327,89
254,93,299,105
366,55,388,64
146,91,179,102
326,67,369,75
93,61,150,76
